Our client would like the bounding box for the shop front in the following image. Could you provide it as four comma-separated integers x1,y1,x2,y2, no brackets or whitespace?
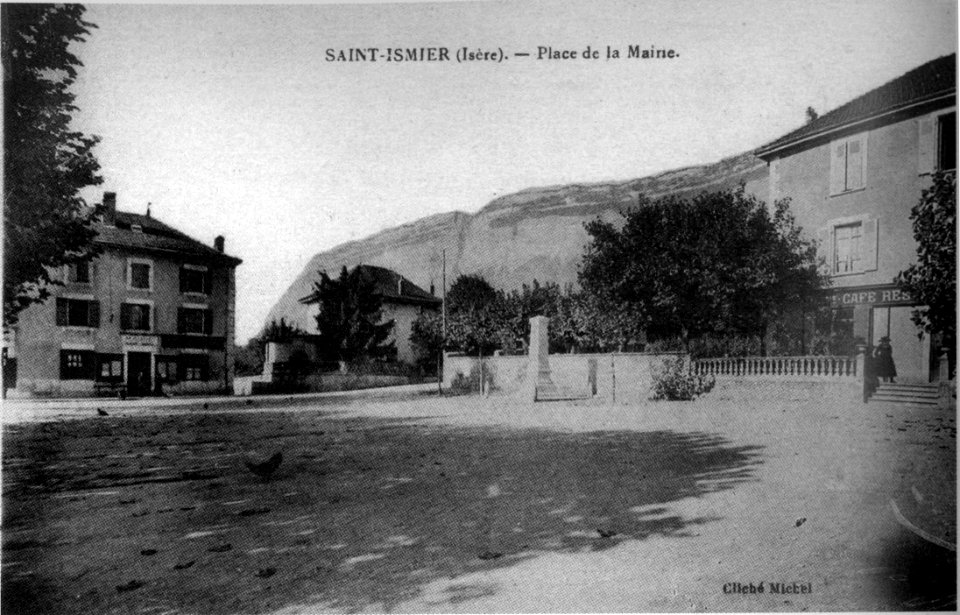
828,283,933,383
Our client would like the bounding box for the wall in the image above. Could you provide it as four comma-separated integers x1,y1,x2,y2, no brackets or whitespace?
381,302,435,364
443,351,687,401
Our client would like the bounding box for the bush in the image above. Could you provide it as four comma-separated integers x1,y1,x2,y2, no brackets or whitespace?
651,357,715,401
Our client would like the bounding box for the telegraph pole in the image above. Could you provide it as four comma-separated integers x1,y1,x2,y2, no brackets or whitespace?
439,249,447,395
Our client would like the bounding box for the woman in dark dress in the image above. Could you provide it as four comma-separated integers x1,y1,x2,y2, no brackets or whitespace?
875,336,897,383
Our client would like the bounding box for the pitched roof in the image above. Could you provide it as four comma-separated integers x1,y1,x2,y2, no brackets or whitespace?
94,211,242,266
299,264,441,307
757,54,956,158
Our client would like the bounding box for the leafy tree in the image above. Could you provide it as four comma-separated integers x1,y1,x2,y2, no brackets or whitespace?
895,170,956,367
261,317,308,342
410,310,444,373
301,266,396,364
579,186,824,352
446,274,497,314
3,4,102,325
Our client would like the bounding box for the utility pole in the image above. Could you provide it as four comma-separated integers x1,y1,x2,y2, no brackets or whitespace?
439,249,447,395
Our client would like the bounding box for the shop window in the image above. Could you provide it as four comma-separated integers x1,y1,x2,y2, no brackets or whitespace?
178,307,213,335
97,354,123,382
180,266,211,294
120,302,152,331
830,133,867,195
56,298,99,327
155,356,179,384
179,355,208,381
60,350,95,380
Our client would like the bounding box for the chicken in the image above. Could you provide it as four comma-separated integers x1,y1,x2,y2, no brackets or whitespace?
245,452,283,479
96,408,109,417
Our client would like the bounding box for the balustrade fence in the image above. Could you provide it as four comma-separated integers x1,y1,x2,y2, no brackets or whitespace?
693,355,858,380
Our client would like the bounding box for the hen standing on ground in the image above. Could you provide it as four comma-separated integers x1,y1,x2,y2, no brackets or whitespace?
245,452,283,480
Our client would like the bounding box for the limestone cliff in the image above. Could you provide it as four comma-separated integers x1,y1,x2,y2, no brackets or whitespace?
265,151,768,332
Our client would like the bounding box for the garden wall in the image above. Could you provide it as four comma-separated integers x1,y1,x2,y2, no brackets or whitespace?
443,351,688,401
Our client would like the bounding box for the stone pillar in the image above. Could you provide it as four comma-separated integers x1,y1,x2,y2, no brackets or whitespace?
939,347,950,382
856,343,873,403
528,316,552,401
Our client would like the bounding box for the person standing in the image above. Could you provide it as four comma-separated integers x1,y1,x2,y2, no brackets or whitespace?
875,336,897,383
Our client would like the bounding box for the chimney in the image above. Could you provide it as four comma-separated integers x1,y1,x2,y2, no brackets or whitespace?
430,282,435,296
102,192,116,226
397,273,403,296
214,235,225,252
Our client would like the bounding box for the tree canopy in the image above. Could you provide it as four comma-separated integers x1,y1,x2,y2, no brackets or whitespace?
445,274,497,314
579,186,824,349
895,170,956,362
302,266,396,364
3,4,102,324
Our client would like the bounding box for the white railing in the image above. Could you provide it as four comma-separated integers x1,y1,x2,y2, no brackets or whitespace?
693,355,858,380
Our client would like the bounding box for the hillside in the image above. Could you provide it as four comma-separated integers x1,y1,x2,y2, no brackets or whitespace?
264,151,768,333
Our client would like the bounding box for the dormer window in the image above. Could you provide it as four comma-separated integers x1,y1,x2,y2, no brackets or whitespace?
131,224,143,233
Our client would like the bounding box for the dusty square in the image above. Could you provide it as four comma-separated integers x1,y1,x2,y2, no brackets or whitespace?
2,382,955,613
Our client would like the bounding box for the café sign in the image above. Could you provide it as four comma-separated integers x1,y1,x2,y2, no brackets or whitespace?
828,284,913,307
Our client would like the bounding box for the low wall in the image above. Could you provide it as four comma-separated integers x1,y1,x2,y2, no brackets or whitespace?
443,351,688,401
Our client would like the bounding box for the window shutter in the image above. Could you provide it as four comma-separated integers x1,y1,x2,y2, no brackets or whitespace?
56,298,68,326
918,116,935,174
204,270,213,294
817,227,833,275
829,141,846,195
120,304,131,330
179,268,187,293
177,356,186,381
89,301,100,328
199,355,209,380
83,350,96,380
177,308,185,334
204,310,214,335
862,218,878,271
59,350,69,379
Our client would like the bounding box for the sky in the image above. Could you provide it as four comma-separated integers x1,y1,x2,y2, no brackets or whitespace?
67,0,957,343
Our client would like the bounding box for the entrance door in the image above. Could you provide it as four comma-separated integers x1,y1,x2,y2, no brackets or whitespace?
127,352,152,396
872,307,930,383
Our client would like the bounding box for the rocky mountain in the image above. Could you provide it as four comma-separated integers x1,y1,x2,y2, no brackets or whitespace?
265,151,768,333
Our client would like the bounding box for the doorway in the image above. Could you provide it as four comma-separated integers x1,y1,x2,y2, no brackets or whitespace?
127,352,152,396
872,307,930,383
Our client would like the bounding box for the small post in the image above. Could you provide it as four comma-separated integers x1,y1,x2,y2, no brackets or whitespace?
856,343,871,403
610,352,616,404
939,347,951,399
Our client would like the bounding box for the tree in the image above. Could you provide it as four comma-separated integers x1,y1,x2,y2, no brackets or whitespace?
409,310,443,373
3,4,102,325
895,170,956,366
301,266,396,364
579,186,824,352
446,274,497,314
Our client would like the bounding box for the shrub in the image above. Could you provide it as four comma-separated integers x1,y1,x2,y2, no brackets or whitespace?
651,357,715,401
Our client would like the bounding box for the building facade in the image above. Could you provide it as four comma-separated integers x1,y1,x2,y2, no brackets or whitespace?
8,192,242,397
300,264,442,365
757,54,956,382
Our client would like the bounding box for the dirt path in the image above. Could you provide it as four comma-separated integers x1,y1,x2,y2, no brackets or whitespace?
2,382,954,613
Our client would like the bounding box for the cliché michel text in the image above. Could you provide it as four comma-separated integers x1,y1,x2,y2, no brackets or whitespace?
723,581,812,595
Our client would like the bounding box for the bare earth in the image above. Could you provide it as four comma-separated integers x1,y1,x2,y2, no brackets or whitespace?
2,382,955,613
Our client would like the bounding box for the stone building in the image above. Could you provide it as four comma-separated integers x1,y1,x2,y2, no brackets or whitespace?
756,54,955,382
7,192,242,397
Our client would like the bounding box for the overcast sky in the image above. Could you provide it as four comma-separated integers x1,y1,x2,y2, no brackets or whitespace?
69,0,957,343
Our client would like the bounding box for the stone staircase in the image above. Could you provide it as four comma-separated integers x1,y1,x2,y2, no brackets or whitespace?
870,382,941,406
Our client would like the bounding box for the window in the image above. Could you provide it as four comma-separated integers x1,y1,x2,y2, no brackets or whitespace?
97,354,123,381
830,134,867,195
155,356,179,384
179,354,208,381
120,302,152,331
60,350,95,380
938,111,956,171
834,223,862,274
180,266,210,294
178,307,213,335
127,259,153,290
68,261,91,284
56,298,99,327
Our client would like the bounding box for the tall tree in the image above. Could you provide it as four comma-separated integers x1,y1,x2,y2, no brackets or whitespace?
579,186,824,351
3,4,102,325
446,274,497,314
895,170,956,367
301,266,396,364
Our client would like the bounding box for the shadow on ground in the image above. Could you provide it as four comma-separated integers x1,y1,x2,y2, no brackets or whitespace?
3,410,762,614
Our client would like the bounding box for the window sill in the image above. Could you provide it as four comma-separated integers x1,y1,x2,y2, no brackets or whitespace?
61,325,97,331
120,329,154,334
829,186,866,198
126,287,153,293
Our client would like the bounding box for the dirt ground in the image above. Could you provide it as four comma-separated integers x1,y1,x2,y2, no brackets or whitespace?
2,381,955,613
